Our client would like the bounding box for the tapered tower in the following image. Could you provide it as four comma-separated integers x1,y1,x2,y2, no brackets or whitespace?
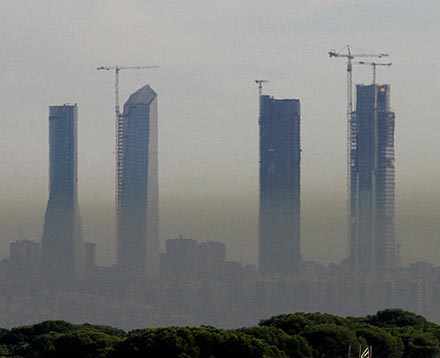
41,104,83,284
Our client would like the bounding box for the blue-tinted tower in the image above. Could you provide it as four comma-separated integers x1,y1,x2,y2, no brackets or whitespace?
259,95,301,275
41,104,83,284
116,85,159,279
350,84,396,273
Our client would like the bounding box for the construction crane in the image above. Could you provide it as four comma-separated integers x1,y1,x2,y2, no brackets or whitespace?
355,61,392,85
328,45,389,177
328,45,388,125
97,65,159,120
329,46,389,262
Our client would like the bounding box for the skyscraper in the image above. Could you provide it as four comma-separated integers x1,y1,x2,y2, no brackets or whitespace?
259,95,301,275
350,84,396,273
41,104,83,284
116,85,159,278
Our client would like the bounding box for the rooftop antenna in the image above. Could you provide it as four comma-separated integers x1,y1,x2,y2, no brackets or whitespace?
255,80,269,97
255,80,269,123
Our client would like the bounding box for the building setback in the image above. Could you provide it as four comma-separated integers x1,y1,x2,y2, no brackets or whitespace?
116,85,159,278
259,95,301,275
41,104,83,284
350,84,396,273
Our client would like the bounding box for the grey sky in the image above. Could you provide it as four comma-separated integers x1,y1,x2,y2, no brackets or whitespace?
0,0,439,265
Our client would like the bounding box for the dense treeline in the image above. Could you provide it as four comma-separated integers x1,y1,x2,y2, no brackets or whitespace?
1,310,440,357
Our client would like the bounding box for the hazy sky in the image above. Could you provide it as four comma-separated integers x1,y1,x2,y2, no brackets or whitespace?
1,0,439,265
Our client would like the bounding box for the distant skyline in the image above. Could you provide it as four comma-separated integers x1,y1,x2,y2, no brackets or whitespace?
0,0,439,266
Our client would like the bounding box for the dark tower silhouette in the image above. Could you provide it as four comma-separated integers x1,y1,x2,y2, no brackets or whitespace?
259,95,301,275
350,84,396,273
116,85,159,279
41,104,83,285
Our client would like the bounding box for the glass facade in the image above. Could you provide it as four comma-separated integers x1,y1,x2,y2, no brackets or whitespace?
259,95,301,275
350,84,396,272
117,85,159,278
41,104,83,284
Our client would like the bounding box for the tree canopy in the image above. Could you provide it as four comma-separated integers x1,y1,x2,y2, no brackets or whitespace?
1,310,440,357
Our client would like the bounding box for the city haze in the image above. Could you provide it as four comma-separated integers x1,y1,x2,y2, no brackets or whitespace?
1,0,440,267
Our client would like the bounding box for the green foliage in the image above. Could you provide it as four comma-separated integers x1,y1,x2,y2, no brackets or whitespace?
13,320,76,337
111,326,287,358
240,326,312,358
0,310,439,358
205,330,286,358
400,332,440,358
260,312,349,336
365,309,427,329
302,323,360,358
51,330,124,358
355,325,404,358
0,321,125,358
80,324,126,338
110,327,200,358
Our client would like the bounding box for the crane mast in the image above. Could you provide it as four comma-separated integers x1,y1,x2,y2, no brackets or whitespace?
355,61,392,85
97,65,159,119
328,45,388,125
328,45,389,172
354,61,392,242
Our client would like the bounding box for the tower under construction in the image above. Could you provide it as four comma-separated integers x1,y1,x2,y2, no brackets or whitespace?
116,85,159,279
350,84,396,273
259,94,301,275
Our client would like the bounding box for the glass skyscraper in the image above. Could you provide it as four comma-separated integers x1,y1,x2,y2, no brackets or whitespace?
116,85,159,279
350,84,396,273
41,104,83,284
259,95,301,275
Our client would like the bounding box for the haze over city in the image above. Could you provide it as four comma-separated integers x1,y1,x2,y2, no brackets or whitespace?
2,1,440,333
1,0,439,267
